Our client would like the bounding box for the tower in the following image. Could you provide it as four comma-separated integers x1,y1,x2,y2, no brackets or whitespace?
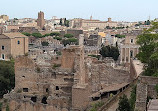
37,11,45,29
90,15,92,20
108,17,112,22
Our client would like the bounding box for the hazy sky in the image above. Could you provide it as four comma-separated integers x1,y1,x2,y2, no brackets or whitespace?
0,0,158,22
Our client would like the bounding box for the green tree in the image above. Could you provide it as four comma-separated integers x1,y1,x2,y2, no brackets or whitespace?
22,32,31,36
115,34,126,38
50,32,60,37
0,60,15,98
59,18,63,26
65,20,69,27
63,18,69,27
62,39,70,46
106,26,111,29
41,41,49,46
118,94,131,111
129,85,136,111
62,38,78,46
64,34,74,38
68,38,78,42
100,45,120,61
0,102,2,110
137,21,158,76
42,33,50,37
146,20,151,25
6,104,9,111
53,37,62,41
144,20,151,25
32,33,42,38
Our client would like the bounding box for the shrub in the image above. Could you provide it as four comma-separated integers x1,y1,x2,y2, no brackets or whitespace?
52,64,61,69
90,101,104,111
50,32,60,36
36,67,41,73
41,41,49,46
54,37,62,41
22,32,31,36
64,34,74,38
0,60,15,98
32,33,42,38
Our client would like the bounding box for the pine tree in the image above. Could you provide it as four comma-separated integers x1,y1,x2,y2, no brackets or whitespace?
118,94,131,111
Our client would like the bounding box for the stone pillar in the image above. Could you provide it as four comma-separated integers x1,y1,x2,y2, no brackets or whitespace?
120,48,123,63
137,48,139,55
128,48,130,63
124,48,126,63
79,34,84,46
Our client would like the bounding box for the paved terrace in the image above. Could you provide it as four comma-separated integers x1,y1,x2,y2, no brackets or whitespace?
147,99,158,111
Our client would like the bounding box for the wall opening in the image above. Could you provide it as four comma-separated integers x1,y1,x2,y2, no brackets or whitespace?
130,50,133,58
31,96,37,102
46,88,49,93
41,96,47,104
56,86,59,90
23,88,28,92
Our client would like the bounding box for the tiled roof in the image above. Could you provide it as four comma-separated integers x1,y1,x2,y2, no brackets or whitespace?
90,83,129,97
3,32,27,39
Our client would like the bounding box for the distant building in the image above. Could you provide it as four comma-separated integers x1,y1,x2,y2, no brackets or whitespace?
70,18,118,29
37,11,45,29
0,15,9,21
85,34,102,46
0,15,9,23
120,31,141,67
0,32,28,60
66,29,83,38
18,27,39,33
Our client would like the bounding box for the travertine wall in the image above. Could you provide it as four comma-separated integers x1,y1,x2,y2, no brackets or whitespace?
135,76,158,111
90,62,131,92
72,85,91,111
0,37,11,59
11,37,28,58
4,56,73,111
61,48,76,70
3,45,134,111
2,99,67,111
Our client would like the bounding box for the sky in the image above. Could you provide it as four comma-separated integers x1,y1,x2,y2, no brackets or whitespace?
0,0,158,22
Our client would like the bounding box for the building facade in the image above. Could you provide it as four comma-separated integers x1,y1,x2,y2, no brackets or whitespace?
70,18,118,29
120,34,140,67
0,32,28,60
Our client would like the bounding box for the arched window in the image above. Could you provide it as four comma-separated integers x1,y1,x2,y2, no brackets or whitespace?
18,40,20,44
130,50,133,58
130,39,133,43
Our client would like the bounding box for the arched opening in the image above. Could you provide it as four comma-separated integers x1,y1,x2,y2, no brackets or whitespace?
130,50,133,58
56,86,59,90
46,88,49,93
31,96,37,102
41,96,47,104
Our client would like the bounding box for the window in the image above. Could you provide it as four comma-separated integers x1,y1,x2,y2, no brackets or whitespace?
31,96,37,102
2,46,4,50
18,40,20,44
46,88,49,92
130,39,133,43
130,50,133,58
23,88,28,92
56,86,59,90
41,97,47,104
2,54,5,60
